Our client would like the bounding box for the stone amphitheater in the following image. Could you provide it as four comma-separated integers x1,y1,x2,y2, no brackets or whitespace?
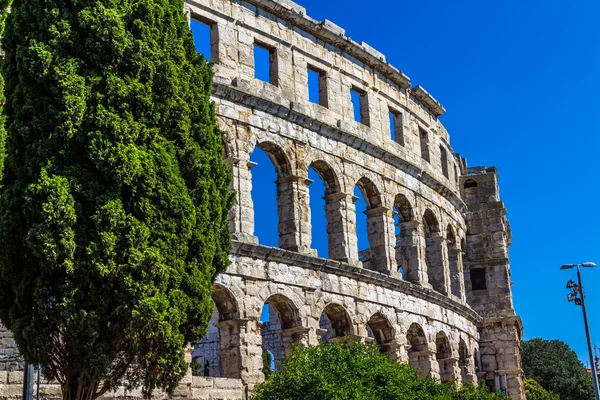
0,0,525,399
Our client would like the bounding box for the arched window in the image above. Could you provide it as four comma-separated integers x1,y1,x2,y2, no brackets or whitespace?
423,210,446,294
193,284,241,378
436,332,455,383
250,142,297,250
319,303,353,343
366,313,395,354
355,178,389,273
260,294,302,373
309,161,341,258
406,323,429,379
394,194,416,280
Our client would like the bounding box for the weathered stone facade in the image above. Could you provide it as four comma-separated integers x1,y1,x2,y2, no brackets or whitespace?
0,0,525,399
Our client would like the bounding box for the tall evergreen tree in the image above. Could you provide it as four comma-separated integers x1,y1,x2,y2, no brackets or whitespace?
0,1,233,399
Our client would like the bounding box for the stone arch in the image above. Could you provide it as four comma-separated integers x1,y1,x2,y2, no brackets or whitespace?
193,284,242,379
423,209,446,294
251,140,309,252
366,312,396,353
319,303,354,343
212,283,240,321
255,141,293,176
406,323,431,379
394,193,418,281
310,160,341,196
354,177,394,274
260,294,306,371
436,331,456,383
309,159,346,259
423,209,440,234
394,194,414,223
356,177,382,209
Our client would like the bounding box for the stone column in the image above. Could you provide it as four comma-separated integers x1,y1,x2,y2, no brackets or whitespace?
276,174,313,254
323,192,359,264
216,318,264,392
460,357,477,385
438,357,460,383
364,206,396,274
425,233,450,295
448,243,465,300
408,349,437,380
278,327,311,360
396,221,424,282
225,156,258,244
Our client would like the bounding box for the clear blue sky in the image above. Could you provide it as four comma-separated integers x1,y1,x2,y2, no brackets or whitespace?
196,0,600,364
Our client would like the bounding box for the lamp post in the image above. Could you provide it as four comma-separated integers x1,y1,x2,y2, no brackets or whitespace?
561,262,600,400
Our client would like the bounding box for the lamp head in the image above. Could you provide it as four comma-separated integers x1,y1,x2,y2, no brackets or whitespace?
582,262,597,268
561,264,575,270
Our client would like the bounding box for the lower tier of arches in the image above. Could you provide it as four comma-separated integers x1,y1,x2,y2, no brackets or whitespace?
193,250,483,393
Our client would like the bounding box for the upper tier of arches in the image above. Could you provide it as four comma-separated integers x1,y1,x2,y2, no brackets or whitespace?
186,0,466,200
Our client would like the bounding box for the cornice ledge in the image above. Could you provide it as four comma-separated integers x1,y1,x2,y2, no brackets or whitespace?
230,241,483,324
411,85,446,117
213,82,467,213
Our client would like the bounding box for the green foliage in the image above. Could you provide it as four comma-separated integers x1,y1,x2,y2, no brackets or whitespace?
522,338,595,400
524,378,559,400
0,0,232,399
253,341,507,400
263,350,273,380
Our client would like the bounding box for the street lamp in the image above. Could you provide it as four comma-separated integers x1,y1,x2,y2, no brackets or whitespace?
562,262,600,400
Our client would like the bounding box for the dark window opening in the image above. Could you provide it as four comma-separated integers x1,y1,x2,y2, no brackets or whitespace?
191,18,217,62
464,179,478,189
419,127,430,162
351,87,370,126
254,43,278,86
308,67,328,107
389,109,404,145
470,268,487,291
440,146,449,178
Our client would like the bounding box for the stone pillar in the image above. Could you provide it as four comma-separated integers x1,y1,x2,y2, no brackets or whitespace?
460,357,477,385
225,156,258,244
278,327,310,360
425,233,449,295
276,174,313,254
408,349,437,380
323,192,359,264
216,319,264,393
364,206,396,274
438,357,460,383
448,244,465,300
396,221,424,283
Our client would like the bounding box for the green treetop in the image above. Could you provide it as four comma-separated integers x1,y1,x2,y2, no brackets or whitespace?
522,338,595,400
0,1,233,399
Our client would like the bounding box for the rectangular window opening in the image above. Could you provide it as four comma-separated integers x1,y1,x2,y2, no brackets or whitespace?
419,127,430,162
254,42,278,86
351,87,370,126
470,268,487,291
389,109,404,146
191,17,217,62
308,67,328,107
440,146,449,178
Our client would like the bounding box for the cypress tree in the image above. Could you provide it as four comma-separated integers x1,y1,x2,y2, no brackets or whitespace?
0,1,233,399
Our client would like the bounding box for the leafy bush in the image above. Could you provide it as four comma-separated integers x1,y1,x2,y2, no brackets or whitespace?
253,341,507,400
